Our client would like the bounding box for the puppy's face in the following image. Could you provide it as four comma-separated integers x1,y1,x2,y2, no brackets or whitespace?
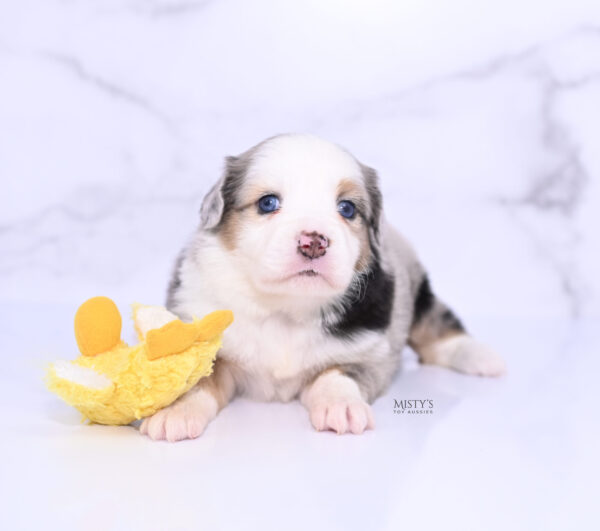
201,135,382,303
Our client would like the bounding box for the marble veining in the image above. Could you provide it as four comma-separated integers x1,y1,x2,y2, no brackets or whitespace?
1,2,599,530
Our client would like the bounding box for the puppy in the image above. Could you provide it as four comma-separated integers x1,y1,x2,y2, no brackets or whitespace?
140,134,505,441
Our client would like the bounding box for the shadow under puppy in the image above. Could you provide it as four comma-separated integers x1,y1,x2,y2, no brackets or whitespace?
140,134,505,442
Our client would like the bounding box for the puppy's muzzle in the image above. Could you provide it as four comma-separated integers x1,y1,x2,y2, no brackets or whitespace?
297,231,329,259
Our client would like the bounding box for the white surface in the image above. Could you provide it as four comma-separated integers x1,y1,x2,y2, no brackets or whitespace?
1,305,598,530
1,0,600,529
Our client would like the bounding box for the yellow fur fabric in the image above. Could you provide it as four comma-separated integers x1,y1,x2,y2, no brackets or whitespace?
46,337,221,425
46,299,232,426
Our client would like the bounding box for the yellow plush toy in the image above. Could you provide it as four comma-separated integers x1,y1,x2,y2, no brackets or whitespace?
46,296,233,425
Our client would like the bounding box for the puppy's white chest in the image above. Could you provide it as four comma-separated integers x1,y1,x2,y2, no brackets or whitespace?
223,314,319,380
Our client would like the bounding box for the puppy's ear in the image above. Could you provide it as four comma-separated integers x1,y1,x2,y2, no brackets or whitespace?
200,177,225,229
200,156,245,230
360,163,383,250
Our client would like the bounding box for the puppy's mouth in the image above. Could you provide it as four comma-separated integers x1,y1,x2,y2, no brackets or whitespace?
276,268,331,286
298,269,319,277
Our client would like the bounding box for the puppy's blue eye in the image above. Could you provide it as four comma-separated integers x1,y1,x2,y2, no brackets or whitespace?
337,200,356,219
258,194,280,213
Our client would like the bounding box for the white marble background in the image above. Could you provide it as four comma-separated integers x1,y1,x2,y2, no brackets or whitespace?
2,0,599,322
2,2,600,530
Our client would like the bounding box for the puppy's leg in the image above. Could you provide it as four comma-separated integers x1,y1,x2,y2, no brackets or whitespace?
140,359,236,442
409,276,505,376
300,368,375,435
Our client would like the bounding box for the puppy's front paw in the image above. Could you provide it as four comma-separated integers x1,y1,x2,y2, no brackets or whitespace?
140,391,217,442
309,399,375,435
302,369,375,435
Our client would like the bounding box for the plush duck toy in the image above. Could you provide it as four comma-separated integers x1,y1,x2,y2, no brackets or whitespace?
46,296,233,425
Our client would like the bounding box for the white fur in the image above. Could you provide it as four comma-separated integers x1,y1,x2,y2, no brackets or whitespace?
176,233,391,401
139,134,503,441
300,370,375,434
139,388,218,442
424,335,506,376
172,135,385,401
228,136,366,300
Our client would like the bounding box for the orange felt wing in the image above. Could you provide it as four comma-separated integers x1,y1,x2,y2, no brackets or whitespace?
146,310,233,360
194,310,234,341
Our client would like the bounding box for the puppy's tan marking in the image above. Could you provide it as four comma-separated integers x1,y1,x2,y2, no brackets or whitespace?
219,209,243,250
336,179,372,272
219,182,285,250
200,358,237,409
336,178,363,202
409,322,464,364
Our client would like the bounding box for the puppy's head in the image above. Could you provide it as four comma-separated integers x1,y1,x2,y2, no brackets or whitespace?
200,134,382,304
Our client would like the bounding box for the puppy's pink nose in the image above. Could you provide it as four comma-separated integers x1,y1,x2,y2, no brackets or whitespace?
298,231,329,259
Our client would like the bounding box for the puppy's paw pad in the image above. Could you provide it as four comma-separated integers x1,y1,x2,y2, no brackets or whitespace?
310,399,374,435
